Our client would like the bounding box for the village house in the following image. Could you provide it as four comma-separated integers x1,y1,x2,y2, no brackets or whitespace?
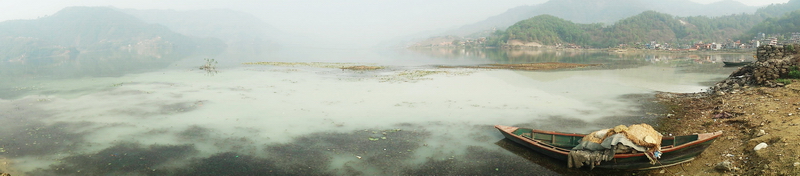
767,37,778,46
790,32,800,44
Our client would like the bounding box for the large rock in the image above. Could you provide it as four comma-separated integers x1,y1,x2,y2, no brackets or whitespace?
710,44,800,94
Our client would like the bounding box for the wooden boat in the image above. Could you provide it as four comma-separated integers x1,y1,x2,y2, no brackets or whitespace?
495,125,722,170
723,61,752,67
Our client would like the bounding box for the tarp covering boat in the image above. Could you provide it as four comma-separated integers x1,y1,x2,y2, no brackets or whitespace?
568,124,662,169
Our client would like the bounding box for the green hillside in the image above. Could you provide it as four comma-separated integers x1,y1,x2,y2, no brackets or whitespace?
490,11,703,48
746,10,800,39
597,11,686,47
501,15,592,46
445,0,759,37
756,0,800,17
484,0,800,48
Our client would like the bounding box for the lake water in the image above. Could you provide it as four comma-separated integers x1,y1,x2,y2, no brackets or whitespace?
0,47,745,175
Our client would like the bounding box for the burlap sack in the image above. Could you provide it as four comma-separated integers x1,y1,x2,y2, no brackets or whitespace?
581,124,662,150
621,123,662,150
582,129,610,144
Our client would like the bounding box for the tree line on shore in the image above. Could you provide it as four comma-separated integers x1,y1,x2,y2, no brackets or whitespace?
482,1,800,49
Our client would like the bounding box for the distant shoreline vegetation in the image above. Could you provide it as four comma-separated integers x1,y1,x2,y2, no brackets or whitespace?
412,1,800,51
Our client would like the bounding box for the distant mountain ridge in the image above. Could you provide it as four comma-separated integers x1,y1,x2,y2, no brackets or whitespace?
0,7,186,48
746,9,800,39
0,6,225,66
445,0,758,37
482,4,800,49
120,8,288,53
414,0,800,49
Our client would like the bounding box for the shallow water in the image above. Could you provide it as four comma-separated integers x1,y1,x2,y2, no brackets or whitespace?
0,48,743,175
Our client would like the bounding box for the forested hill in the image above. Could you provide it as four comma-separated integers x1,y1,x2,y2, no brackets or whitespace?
0,6,225,62
485,0,800,49
444,0,757,37
594,11,687,47
746,10,800,38
758,0,800,17
488,11,715,48
596,11,763,46
497,15,593,46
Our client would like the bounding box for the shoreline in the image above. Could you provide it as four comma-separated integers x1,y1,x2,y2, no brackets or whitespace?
646,45,799,175
651,83,800,175
408,46,756,55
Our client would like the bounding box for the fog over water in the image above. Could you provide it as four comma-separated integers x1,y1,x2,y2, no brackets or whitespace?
0,0,789,48
0,47,746,175
0,0,772,175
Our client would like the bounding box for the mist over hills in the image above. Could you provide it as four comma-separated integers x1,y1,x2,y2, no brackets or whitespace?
445,0,758,37
757,0,800,16
0,6,226,77
0,7,225,59
485,11,755,48
480,2,800,49
1,7,191,48
746,8,800,37
412,0,800,49
121,8,289,54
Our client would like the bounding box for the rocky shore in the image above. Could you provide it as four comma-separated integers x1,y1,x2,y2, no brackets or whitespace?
651,44,800,175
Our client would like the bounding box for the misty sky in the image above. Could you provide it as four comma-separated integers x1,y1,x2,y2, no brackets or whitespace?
0,0,791,48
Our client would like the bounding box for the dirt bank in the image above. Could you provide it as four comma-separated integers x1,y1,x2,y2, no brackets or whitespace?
653,82,800,175
649,45,800,175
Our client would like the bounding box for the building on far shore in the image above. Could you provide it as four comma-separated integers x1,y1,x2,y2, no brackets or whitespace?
790,32,800,44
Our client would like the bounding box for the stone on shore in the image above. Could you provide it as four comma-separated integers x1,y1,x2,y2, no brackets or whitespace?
754,142,768,151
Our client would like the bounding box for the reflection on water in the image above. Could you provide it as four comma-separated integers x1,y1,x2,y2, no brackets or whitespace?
410,47,748,73
410,47,627,64
0,49,203,99
0,47,749,175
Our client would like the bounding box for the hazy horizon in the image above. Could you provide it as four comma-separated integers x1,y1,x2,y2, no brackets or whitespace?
0,1,781,175
0,0,791,48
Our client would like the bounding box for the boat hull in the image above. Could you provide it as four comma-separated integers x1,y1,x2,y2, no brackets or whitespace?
596,137,714,170
496,125,721,170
